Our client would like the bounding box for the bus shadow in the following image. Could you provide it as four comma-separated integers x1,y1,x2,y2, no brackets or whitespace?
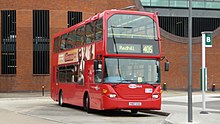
59,103,85,111
92,110,152,117
60,104,155,117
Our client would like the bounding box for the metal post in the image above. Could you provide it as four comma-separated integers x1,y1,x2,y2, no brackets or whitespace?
163,83,167,91
200,33,208,114
188,0,193,122
42,85,45,96
212,84,216,92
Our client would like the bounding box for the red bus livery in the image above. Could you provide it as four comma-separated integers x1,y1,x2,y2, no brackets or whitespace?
51,9,169,113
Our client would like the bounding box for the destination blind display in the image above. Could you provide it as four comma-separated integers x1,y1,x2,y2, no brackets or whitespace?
116,44,141,53
107,37,159,55
115,44,154,54
143,45,153,54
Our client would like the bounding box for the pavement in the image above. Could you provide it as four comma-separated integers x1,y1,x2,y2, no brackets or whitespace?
0,108,59,124
0,91,50,98
161,90,220,124
0,90,220,124
0,92,59,124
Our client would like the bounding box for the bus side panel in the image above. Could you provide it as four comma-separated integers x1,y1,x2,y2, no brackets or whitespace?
95,41,104,54
85,60,102,110
73,84,86,107
51,54,59,102
89,82,102,110
51,66,57,101
72,61,91,107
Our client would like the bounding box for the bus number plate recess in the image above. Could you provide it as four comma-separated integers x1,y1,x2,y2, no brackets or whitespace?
129,102,142,106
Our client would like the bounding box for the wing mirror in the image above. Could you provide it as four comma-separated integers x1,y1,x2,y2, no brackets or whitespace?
94,60,102,70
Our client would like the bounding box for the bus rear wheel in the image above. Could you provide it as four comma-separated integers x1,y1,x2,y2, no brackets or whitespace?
59,91,64,107
84,94,91,113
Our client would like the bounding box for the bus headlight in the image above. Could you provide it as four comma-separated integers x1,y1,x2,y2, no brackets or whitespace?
152,94,159,99
109,94,117,98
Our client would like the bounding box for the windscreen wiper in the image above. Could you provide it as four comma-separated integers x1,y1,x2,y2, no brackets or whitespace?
110,25,118,54
111,25,133,29
142,81,159,87
119,79,137,82
111,79,131,88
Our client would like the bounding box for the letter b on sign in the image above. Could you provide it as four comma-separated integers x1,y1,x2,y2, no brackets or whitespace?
205,33,212,47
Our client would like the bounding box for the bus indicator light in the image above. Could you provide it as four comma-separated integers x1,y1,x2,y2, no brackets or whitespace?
102,89,108,94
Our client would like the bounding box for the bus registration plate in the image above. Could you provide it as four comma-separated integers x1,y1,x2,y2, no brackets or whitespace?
129,102,142,106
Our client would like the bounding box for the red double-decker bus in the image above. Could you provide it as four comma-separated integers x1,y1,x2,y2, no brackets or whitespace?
51,9,169,113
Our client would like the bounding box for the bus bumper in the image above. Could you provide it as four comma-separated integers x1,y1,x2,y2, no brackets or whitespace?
102,95,161,110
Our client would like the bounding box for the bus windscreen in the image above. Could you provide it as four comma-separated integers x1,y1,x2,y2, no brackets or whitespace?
107,14,159,55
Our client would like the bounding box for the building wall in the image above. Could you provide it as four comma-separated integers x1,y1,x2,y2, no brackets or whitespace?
161,28,220,90
0,0,136,92
1,0,219,92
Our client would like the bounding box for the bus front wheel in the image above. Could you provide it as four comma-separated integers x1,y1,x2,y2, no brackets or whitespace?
84,94,91,113
59,91,64,107
131,110,138,114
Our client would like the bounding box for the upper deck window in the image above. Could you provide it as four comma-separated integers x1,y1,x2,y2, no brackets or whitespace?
108,14,157,40
54,18,103,53
85,22,95,43
107,14,159,55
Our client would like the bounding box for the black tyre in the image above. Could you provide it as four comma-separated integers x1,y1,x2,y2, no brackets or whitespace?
131,110,138,114
84,94,91,113
59,91,64,107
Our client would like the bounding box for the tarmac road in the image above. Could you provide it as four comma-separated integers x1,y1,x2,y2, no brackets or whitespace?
1,91,220,124
0,93,167,124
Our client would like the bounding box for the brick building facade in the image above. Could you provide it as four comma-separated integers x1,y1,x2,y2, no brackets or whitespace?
0,0,136,92
161,28,220,90
0,0,220,92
